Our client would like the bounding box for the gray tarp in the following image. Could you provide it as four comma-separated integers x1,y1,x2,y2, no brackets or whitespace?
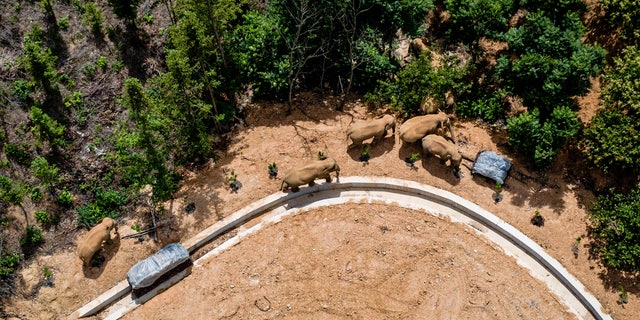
127,242,189,290
471,151,512,185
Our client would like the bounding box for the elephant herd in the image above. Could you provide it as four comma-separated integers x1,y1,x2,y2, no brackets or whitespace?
281,111,461,192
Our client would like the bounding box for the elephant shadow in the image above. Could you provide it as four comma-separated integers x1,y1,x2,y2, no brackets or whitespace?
346,135,396,163
82,234,121,279
420,155,462,186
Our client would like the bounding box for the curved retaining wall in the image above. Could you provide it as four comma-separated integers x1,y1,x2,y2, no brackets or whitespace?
72,177,611,320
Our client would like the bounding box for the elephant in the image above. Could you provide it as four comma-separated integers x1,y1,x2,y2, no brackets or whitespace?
399,111,455,144
281,157,340,192
346,114,396,150
421,134,462,169
77,217,119,267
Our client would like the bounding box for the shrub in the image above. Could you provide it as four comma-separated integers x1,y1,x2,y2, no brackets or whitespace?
34,209,50,224
30,187,43,202
30,156,61,186
456,89,505,122
0,251,21,278
12,80,32,101
64,91,83,108
82,2,104,36
21,25,59,93
0,175,26,206
582,46,640,176
30,106,65,146
20,225,43,246
4,143,32,165
590,186,640,271
57,188,73,206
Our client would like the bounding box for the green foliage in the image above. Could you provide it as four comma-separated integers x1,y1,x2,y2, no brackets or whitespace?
30,106,65,146
30,187,43,202
507,107,579,168
58,17,69,30
77,187,128,227
143,11,154,24
601,0,640,44
456,89,505,122
0,175,26,206
0,251,21,278
30,156,61,186
82,2,104,36
43,266,53,278
12,80,32,101
445,0,515,43
590,186,640,271
496,11,605,119
20,225,43,246
57,188,73,206
582,46,640,175
21,25,59,93
4,143,32,165
409,152,421,163
34,209,50,224
96,56,108,70
64,91,83,108
370,54,469,116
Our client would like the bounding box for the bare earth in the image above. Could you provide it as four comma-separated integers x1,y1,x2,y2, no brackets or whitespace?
6,92,638,319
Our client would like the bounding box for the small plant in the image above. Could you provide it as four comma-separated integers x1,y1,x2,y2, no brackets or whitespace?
43,266,53,278
20,225,43,246
228,170,242,192
112,59,124,73
57,188,73,206
492,182,503,203
58,17,69,30
65,91,83,108
143,11,154,24
317,151,326,160
531,210,545,227
359,145,370,162
30,187,43,202
82,2,104,36
0,251,21,278
12,80,31,101
571,236,582,257
268,162,278,178
35,209,50,224
619,285,629,304
405,152,420,168
131,224,141,232
96,56,108,70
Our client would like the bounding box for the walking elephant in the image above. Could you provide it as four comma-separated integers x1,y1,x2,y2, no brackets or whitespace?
281,157,340,192
421,134,462,169
399,111,455,144
346,114,395,150
77,217,119,267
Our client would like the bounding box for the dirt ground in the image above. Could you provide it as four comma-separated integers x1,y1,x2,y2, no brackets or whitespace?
4,92,639,319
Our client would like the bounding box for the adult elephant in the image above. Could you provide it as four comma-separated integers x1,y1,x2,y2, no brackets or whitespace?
399,112,455,144
346,114,396,150
281,157,341,192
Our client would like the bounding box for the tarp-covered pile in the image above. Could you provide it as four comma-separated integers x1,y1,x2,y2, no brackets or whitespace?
127,242,190,290
471,151,512,185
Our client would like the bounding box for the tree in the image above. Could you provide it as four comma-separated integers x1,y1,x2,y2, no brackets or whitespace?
599,0,640,44
582,46,640,176
590,185,640,271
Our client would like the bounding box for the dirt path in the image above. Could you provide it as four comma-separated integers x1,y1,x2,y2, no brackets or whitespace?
5,95,637,319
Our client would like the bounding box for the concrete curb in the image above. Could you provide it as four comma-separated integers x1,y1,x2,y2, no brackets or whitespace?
72,177,611,320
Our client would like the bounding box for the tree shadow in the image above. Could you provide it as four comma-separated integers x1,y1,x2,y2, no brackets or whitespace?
111,24,151,81
585,237,640,301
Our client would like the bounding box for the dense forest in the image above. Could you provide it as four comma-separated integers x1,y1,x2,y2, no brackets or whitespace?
1,0,640,301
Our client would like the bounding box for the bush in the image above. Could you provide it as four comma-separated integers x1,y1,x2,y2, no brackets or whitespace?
0,251,21,278
4,143,32,165
30,106,65,147
0,175,26,206
77,187,128,227
590,186,640,271
20,225,43,246
30,156,61,186
57,188,73,206
456,89,505,122
82,2,104,36
34,209,50,224
582,46,640,175
12,80,32,101
506,106,579,168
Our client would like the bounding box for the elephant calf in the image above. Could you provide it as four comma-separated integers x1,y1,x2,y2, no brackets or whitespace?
281,157,340,192
346,114,395,150
77,217,118,267
421,134,462,169
399,112,455,144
